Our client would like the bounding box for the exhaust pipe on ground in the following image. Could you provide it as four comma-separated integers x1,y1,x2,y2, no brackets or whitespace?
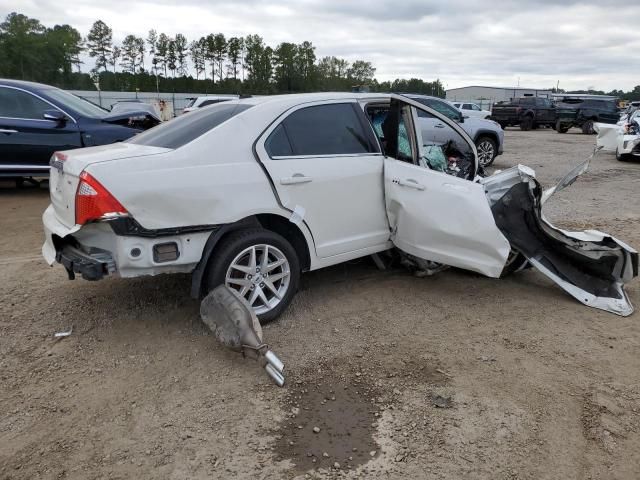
200,285,286,387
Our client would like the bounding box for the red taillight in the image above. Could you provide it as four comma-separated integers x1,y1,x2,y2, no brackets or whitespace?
75,171,128,225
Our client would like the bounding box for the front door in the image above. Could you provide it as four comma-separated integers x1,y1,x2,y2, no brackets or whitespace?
383,97,511,277
255,100,390,258
0,86,81,171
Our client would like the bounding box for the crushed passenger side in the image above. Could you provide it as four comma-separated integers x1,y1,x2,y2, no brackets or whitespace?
483,159,638,316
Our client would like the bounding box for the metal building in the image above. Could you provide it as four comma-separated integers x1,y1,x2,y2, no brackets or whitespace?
445,86,553,110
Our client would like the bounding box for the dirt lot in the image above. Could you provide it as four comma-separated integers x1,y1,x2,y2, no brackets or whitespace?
1,128,639,479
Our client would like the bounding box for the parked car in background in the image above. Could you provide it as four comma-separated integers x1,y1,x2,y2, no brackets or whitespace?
615,113,640,161
555,97,620,134
182,95,240,113
408,95,504,167
0,79,160,179
451,102,492,119
42,93,636,322
491,97,556,130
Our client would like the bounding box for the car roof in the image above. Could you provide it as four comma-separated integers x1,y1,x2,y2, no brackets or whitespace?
0,78,55,91
233,92,392,109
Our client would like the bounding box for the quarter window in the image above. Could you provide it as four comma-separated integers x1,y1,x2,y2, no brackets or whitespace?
0,87,52,119
265,103,378,157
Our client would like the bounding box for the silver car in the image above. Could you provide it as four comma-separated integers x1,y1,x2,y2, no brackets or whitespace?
408,94,504,167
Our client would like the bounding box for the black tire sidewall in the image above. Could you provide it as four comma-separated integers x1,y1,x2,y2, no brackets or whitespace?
520,117,532,131
205,228,301,324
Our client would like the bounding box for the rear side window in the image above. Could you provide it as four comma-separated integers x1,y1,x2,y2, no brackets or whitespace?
128,103,252,149
265,103,379,157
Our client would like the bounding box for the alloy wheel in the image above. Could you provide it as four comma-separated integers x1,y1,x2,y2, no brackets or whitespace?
225,244,291,315
477,140,495,167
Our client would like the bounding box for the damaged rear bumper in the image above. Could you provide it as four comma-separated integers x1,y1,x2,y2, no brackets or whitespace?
56,244,115,281
483,161,638,316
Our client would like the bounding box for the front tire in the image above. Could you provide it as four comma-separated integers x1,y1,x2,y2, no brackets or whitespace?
205,228,300,324
501,250,528,277
615,148,630,162
475,136,498,167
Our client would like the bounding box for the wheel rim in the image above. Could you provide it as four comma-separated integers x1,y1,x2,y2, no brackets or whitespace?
477,140,495,166
225,244,291,315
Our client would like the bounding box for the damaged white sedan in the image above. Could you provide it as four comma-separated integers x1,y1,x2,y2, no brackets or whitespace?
42,93,638,322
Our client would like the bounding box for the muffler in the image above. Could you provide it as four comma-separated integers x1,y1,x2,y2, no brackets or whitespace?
200,285,285,386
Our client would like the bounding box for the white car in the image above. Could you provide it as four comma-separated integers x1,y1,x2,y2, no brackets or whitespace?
616,112,640,161
452,102,492,119
594,110,640,161
42,93,638,321
182,95,240,113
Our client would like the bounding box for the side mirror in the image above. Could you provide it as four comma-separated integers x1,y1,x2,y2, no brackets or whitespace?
458,113,465,123
43,110,67,123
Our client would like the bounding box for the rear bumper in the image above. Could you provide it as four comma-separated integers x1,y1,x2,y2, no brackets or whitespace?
42,204,212,280
56,244,114,281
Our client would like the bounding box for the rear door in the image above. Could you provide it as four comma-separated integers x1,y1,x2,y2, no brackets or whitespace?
383,97,511,277
255,100,390,258
0,86,81,170
535,98,555,123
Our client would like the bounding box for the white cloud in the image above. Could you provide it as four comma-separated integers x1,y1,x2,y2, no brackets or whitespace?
2,0,639,91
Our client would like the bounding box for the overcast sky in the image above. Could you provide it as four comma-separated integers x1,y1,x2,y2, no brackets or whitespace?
3,0,639,91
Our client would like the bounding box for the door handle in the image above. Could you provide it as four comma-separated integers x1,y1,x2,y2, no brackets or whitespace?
0,129,18,134
435,124,445,128
280,174,312,185
397,178,425,191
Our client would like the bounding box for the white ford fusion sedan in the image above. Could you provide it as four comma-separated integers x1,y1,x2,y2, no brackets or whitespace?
42,93,638,322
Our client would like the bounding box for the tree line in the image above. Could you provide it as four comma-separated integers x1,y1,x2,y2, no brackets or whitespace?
0,12,445,96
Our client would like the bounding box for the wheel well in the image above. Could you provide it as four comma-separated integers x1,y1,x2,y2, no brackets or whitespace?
255,213,311,271
190,213,311,298
475,131,498,145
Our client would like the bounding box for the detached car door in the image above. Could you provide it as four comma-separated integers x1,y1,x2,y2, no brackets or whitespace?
0,86,81,172
255,100,390,258
383,97,511,277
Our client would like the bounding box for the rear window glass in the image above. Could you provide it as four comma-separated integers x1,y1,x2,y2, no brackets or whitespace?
128,103,252,149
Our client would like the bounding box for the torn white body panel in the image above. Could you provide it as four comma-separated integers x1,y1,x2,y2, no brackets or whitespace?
593,122,621,152
483,158,638,316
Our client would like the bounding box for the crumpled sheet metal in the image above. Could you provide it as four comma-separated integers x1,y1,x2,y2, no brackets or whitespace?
483,154,638,316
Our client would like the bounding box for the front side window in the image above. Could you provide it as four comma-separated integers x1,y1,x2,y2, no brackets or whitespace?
265,103,378,157
44,88,108,118
128,102,252,149
0,87,53,119
472,104,481,111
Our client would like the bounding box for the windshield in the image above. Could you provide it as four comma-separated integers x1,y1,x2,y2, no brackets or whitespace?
45,88,109,118
127,102,253,149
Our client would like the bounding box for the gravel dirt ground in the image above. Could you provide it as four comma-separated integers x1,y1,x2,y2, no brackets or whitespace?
1,128,639,479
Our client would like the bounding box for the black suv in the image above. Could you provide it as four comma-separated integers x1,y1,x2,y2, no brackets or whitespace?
554,98,620,134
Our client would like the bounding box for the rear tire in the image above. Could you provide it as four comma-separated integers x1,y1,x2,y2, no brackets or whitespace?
582,120,595,135
205,228,301,324
555,120,569,133
520,116,533,131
